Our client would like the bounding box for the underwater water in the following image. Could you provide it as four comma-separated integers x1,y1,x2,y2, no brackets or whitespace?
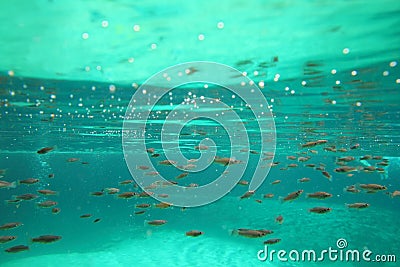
1,0,400,266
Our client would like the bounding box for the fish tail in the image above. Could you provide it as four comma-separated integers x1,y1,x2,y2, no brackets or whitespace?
10,181,17,188
278,196,284,203
230,229,238,236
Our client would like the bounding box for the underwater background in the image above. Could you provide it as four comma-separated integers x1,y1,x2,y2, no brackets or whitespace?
1,0,400,266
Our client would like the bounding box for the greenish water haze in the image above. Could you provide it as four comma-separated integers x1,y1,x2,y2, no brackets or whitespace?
0,0,400,266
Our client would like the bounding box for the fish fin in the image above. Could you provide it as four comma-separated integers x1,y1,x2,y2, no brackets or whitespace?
230,229,238,236
278,196,284,203
10,181,17,188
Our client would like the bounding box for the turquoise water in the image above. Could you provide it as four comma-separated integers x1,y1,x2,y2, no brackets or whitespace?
1,0,400,266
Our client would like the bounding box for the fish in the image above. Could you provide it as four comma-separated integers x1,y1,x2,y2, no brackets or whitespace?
193,129,207,135
390,190,400,198
91,191,104,196
194,145,209,150
31,235,62,243
0,180,17,189
104,188,120,194
137,165,150,170
344,185,360,193
275,215,283,224
376,168,385,173
119,180,134,185
145,171,159,176
37,146,54,154
237,180,249,185
134,210,146,215
139,191,154,197
240,190,255,199
80,214,92,218
151,153,160,158
136,203,151,209
66,158,80,162
346,202,370,209
360,155,372,160
298,177,311,183
334,166,357,173
158,194,169,198
5,199,21,204
264,238,281,245
377,161,389,166
147,220,167,226
186,230,204,237
146,148,155,154
250,150,259,154
271,180,281,185
188,183,199,188
37,200,58,208
16,193,39,200
263,193,274,198
298,156,310,162
350,143,360,150
287,163,298,168
321,171,331,180
235,229,273,238
359,184,387,193
307,191,332,199
301,140,327,148
93,218,101,223
337,156,355,162
363,166,376,172
159,160,177,166
305,164,316,168
48,173,55,178
324,146,336,152
213,156,243,165
155,202,172,209
4,245,29,253
0,222,22,230
52,207,61,214
176,173,189,179
117,192,137,199
282,190,303,202
287,156,297,160
309,207,332,214
372,156,383,160
19,178,39,185
0,236,17,244
38,189,58,195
